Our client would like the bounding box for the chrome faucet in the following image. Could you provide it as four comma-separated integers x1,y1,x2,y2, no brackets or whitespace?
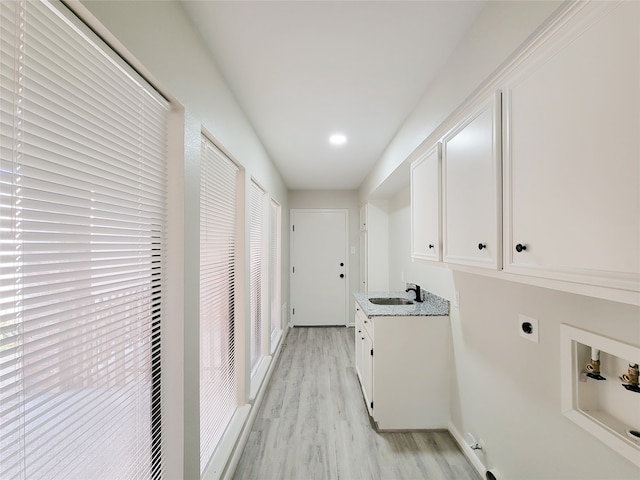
405,283,423,302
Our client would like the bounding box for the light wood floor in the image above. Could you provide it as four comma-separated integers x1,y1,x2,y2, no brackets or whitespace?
232,327,480,480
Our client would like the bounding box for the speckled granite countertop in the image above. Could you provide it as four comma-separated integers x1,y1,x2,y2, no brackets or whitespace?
353,291,449,318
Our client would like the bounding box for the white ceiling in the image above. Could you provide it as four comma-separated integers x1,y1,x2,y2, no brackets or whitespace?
181,1,485,190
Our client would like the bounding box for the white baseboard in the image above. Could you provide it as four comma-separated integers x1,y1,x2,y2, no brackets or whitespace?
448,421,487,480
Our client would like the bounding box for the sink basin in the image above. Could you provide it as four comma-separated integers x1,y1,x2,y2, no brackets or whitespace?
369,297,414,306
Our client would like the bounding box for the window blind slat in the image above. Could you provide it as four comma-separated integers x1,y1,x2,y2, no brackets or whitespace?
7,187,165,217
0,1,168,478
20,122,166,184
249,180,266,372
19,123,166,189
0,309,157,378
199,136,239,473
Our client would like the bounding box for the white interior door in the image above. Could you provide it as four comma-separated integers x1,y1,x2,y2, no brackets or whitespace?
291,209,348,326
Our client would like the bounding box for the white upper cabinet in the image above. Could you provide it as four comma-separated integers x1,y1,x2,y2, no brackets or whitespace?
502,1,640,293
442,92,502,270
411,143,441,262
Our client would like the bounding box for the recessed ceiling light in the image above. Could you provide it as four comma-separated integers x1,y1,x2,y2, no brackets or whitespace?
329,134,347,146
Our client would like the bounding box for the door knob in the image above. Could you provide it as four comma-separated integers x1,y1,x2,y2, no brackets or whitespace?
428,244,434,249
515,243,527,252
478,243,487,250
340,262,344,266
340,274,344,278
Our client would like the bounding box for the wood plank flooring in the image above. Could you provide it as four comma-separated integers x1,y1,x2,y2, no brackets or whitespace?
232,327,480,480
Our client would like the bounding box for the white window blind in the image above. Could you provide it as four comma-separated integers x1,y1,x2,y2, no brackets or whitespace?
0,1,169,479
199,136,238,474
269,199,281,339
249,180,265,372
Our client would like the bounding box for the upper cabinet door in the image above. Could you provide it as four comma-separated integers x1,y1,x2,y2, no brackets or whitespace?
411,143,441,262
442,92,502,270
503,1,640,292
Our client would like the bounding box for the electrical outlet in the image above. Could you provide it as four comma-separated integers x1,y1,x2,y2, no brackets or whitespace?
519,314,539,343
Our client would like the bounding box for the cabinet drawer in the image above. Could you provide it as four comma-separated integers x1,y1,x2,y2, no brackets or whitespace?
355,304,372,339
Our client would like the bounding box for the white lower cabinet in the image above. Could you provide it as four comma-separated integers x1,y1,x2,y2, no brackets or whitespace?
354,303,450,430
355,306,373,415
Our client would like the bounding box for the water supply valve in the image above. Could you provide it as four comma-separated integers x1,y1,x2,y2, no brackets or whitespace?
620,363,640,393
585,348,606,381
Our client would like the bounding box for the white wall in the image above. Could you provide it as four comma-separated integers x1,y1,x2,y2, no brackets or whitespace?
388,187,640,479
289,190,360,325
76,1,290,478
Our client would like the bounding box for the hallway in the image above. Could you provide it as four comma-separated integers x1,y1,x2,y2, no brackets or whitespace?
232,327,479,480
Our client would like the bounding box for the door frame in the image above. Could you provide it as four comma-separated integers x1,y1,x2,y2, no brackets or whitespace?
289,208,350,327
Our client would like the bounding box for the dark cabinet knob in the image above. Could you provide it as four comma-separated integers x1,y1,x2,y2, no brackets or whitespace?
340,273,344,278
428,244,434,249
340,262,344,266
515,243,527,253
478,243,487,250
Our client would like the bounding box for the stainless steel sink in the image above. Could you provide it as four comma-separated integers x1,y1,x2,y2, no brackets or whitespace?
369,297,414,306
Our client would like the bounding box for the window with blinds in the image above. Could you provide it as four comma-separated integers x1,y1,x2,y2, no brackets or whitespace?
0,1,169,479
249,180,265,372
269,199,281,340
199,136,239,474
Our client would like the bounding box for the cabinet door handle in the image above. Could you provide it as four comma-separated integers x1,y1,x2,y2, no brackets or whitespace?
515,243,527,253
478,243,487,250
428,244,434,249
340,273,344,278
